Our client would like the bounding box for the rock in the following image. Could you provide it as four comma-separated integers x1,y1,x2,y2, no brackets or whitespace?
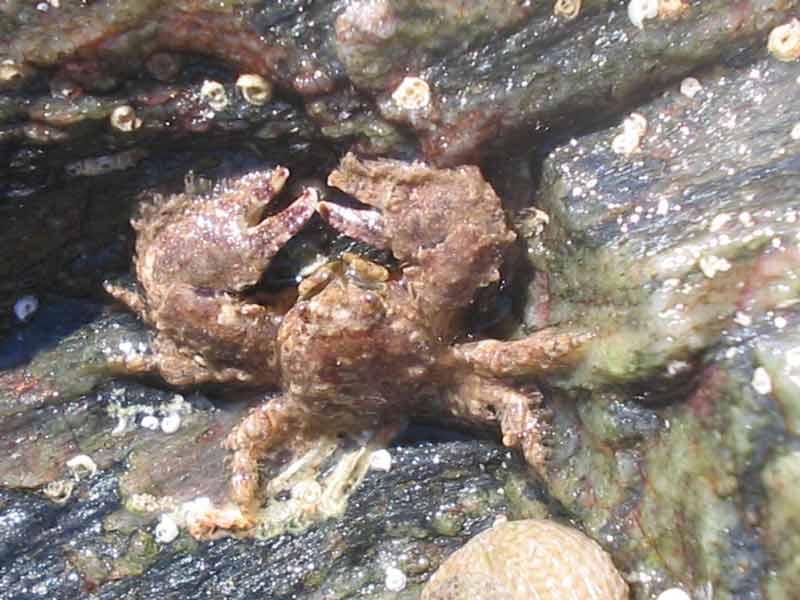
516,52,800,599
421,519,628,600
3,3,800,599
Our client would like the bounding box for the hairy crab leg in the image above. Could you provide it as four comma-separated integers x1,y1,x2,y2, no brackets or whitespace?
104,281,146,315
443,373,549,474
455,327,595,378
224,394,310,515
317,200,390,250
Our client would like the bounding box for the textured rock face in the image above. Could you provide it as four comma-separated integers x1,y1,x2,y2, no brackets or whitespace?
514,52,800,599
3,2,800,599
421,519,629,600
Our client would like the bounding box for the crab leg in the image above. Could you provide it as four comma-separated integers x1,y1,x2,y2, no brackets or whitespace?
224,394,310,513
317,200,390,250
443,373,549,474
455,327,595,378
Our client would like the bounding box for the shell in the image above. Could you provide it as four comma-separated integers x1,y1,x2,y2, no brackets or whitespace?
421,519,629,600
768,19,800,62
554,0,581,20
236,73,273,106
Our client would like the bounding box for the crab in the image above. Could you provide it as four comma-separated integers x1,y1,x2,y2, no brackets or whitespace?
106,153,590,535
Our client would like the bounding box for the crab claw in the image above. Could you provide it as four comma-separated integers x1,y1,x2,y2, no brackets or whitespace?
317,200,389,250
249,186,319,267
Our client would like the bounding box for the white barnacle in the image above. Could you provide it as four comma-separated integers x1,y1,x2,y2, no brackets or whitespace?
160,412,182,434
680,77,702,99
369,449,393,471
141,415,160,430
236,73,272,106
657,589,691,600
658,0,688,20
553,0,581,20
752,367,772,395
66,454,97,479
200,79,229,111
612,112,648,156
628,0,660,29
43,479,75,504
154,514,180,544
391,76,431,111
384,566,407,592
769,19,800,62
0,58,24,83
109,105,142,132
698,255,731,279
14,295,39,322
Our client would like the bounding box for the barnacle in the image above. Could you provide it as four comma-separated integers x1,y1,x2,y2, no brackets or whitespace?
110,105,142,132
680,76,702,98
200,79,229,111
0,58,24,84
627,0,659,29
553,0,581,20
612,112,647,155
236,73,273,105
66,454,98,478
658,0,689,20
391,76,431,110
768,19,800,62
421,519,629,599
14,295,39,322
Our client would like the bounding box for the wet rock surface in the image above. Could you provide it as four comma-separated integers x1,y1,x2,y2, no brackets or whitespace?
0,327,555,598
2,1,800,599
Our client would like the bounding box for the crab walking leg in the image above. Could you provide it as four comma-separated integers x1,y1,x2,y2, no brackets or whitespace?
317,200,390,250
104,282,146,315
443,373,549,474
456,327,596,378
225,395,310,514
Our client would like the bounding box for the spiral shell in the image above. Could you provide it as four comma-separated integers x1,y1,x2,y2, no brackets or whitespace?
421,519,629,600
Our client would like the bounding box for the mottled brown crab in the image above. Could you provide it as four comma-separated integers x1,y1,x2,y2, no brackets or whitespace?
106,153,589,534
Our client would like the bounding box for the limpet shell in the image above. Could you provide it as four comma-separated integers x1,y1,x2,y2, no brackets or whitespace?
421,519,629,600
